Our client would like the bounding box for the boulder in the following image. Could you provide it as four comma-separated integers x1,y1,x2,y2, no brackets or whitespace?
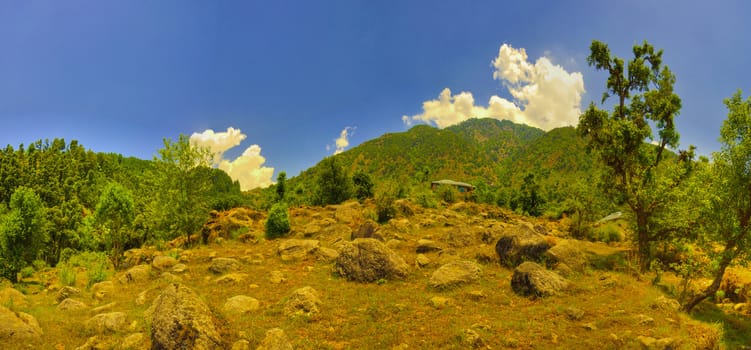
277,239,320,261
56,286,82,303
74,335,110,350
119,264,151,284
151,255,178,271
214,273,249,284
495,223,551,267
315,247,339,262
231,340,250,350
335,238,409,282
0,288,29,308
85,312,127,334
351,220,383,241
415,254,431,268
256,328,293,350
429,260,482,290
0,305,43,342
148,283,223,349
222,295,260,316
269,271,286,284
91,281,115,301
57,298,87,311
209,257,240,274
652,295,680,311
416,239,442,253
121,332,146,349
284,286,322,318
511,262,569,297
544,239,586,272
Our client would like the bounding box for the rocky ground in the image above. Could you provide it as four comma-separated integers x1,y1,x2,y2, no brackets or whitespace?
0,200,747,349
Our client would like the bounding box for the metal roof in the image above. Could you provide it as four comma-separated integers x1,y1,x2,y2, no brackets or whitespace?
431,179,475,189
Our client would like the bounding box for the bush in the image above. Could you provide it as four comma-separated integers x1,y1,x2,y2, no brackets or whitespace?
436,185,458,204
375,187,397,223
58,263,77,286
265,203,291,239
19,266,35,279
413,190,438,209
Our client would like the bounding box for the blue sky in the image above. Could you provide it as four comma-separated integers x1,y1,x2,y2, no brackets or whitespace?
1,1,749,189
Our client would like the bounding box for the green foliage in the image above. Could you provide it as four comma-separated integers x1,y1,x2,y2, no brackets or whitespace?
275,171,287,202
436,184,458,204
19,266,35,279
314,156,352,205
0,187,48,282
375,184,398,223
589,223,623,243
414,188,438,209
352,171,374,201
511,174,545,217
95,182,134,269
57,262,76,286
207,168,245,210
578,40,694,271
84,252,109,288
265,203,291,239
149,134,213,245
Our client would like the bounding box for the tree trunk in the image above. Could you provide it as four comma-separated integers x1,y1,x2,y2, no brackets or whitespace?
636,211,650,273
682,241,736,313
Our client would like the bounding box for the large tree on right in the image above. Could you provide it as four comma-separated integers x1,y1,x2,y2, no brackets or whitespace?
683,90,751,312
578,40,694,272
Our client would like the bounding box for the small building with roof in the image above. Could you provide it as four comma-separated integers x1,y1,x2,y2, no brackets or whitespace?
430,179,476,193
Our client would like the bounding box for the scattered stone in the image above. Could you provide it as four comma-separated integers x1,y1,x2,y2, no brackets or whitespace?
734,303,749,312
635,314,655,326
171,263,188,274
277,239,320,261
222,295,260,316
466,290,487,301
91,302,117,314
284,286,322,318
121,332,145,349
652,295,680,311
352,220,383,241
148,283,223,349
91,281,114,301
0,305,43,341
256,328,293,350
269,271,286,284
303,223,321,238
135,290,149,306
495,223,551,267
151,255,178,271
637,336,676,350
429,296,452,309
415,254,431,268
0,288,29,308
582,322,597,331
56,286,81,303
214,273,249,284
335,238,409,282
474,244,498,265
160,272,182,283
231,339,250,350
85,312,127,334
510,262,570,297
209,257,240,274
416,239,442,253
429,260,482,290
564,307,584,321
315,247,339,262
74,335,110,350
57,298,87,311
119,265,151,284
544,239,586,272
461,328,486,348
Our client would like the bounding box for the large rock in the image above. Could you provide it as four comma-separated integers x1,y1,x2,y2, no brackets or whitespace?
85,312,127,334
56,286,82,303
277,239,320,261
256,328,293,350
0,305,43,342
511,262,570,297
429,260,482,290
0,288,29,308
91,281,115,301
209,257,240,274
284,286,322,318
544,239,587,272
335,238,409,282
119,264,152,284
495,223,551,267
152,255,178,271
148,283,223,349
57,298,87,311
351,220,383,241
222,295,260,316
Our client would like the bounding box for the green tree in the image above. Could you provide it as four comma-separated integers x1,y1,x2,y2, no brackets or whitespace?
683,90,751,312
150,134,213,246
275,171,287,203
0,187,48,282
352,170,374,201
265,203,291,239
95,182,134,269
314,156,352,205
511,173,545,216
578,40,694,271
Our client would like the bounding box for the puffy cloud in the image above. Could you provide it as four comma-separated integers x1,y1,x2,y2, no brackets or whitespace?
328,126,354,155
190,127,274,191
402,44,585,131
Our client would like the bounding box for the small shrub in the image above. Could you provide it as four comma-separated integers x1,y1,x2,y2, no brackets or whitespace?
32,259,47,271
375,189,397,224
19,266,35,279
436,185,458,204
589,223,622,243
414,191,438,209
265,203,291,239
84,252,109,288
58,263,77,286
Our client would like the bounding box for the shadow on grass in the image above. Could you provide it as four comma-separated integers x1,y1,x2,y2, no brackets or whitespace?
690,300,751,349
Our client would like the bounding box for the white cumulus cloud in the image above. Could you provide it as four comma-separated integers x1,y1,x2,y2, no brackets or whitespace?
190,127,274,191
327,126,355,155
402,44,585,131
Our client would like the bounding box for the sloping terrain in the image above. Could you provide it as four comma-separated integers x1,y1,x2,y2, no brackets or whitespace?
0,202,734,349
